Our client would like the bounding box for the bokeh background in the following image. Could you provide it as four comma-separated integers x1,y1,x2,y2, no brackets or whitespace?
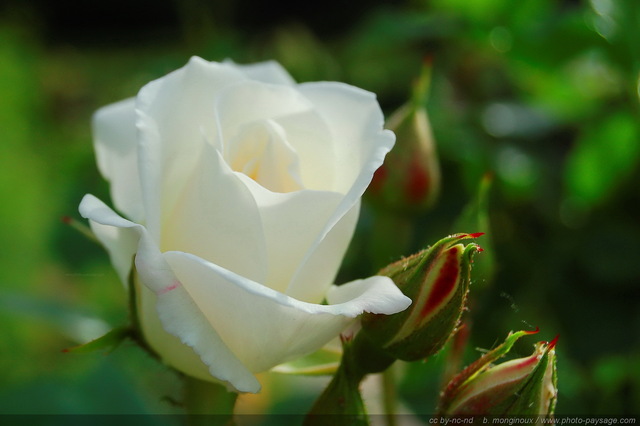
1,0,638,419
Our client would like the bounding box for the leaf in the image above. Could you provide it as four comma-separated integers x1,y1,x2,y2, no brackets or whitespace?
272,346,341,376
63,326,131,354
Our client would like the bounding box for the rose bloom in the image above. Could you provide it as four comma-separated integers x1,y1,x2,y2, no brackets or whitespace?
79,57,410,393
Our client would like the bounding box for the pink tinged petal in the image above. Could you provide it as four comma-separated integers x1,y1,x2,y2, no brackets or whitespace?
214,81,336,191
135,57,248,239
162,142,268,284
92,99,144,223
163,252,411,374
136,236,262,393
149,282,261,393
224,60,297,86
78,195,260,393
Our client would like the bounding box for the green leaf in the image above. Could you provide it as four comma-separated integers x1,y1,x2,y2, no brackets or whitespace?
63,326,131,354
272,346,341,376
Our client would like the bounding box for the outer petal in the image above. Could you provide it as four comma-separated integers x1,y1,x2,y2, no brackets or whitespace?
163,251,411,374
79,194,139,284
299,82,395,193
79,194,260,393
135,57,248,239
92,99,144,223
285,83,395,298
326,277,412,310
225,59,296,86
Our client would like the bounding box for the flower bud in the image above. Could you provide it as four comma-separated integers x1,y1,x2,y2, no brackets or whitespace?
367,58,440,213
439,329,558,416
360,233,482,361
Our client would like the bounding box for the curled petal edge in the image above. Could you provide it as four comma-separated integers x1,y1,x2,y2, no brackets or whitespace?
79,194,261,393
164,251,411,318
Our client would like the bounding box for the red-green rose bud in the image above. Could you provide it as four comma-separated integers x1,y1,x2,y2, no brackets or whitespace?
360,233,482,361
368,58,440,213
439,329,558,416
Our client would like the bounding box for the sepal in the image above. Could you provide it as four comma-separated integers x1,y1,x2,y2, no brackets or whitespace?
62,325,131,354
62,215,99,244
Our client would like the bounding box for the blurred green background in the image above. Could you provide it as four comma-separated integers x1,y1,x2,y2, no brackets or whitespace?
1,0,638,419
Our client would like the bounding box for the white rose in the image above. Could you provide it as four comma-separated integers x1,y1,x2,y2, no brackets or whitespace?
79,57,410,393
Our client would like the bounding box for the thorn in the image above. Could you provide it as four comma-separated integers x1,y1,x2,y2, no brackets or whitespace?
340,333,353,344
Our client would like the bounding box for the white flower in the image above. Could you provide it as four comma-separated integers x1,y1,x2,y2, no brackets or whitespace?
79,57,411,393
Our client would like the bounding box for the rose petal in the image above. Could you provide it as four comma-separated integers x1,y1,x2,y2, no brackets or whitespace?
228,119,304,192
285,83,395,298
92,99,144,223
233,175,346,299
214,81,336,191
163,251,411,374
79,194,260,393
162,141,268,284
79,194,139,284
135,57,248,239
326,277,411,312
299,82,395,193
225,59,296,86
273,110,336,191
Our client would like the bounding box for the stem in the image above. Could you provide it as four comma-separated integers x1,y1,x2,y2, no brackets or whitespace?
184,375,238,426
382,366,398,426
305,334,396,425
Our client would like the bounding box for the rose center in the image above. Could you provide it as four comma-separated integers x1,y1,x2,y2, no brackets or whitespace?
227,119,304,193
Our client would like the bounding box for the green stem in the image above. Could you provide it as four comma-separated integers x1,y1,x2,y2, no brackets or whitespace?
305,334,396,425
184,376,238,426
305,350,369,426
382,366,398,426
